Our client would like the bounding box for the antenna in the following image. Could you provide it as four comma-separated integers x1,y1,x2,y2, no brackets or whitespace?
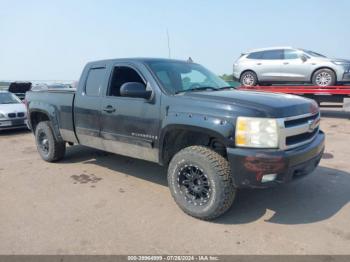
166,28,171,58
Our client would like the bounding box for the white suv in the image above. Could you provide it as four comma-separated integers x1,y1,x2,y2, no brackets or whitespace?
233,47,350,86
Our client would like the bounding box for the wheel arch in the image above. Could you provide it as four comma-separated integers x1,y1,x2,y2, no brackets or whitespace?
239,69,258,81
29,109,62,141
159,124,232,165
310,67,337,83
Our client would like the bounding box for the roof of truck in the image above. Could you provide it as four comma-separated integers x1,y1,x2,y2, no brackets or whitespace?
87,57,195,65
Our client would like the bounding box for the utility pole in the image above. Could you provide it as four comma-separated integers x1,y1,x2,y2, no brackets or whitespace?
166,28,171,58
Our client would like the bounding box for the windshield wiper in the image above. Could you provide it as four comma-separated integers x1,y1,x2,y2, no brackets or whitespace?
175,86,218,94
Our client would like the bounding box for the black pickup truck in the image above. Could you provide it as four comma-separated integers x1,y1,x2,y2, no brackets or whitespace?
25,58,325,220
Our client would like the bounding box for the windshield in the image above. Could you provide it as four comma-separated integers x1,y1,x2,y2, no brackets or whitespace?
147,61,230,94
0,93,21,104
302,49,327,58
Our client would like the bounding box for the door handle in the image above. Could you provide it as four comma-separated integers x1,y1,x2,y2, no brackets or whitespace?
103,105,116,113
283,62,289,65
256,63,262,65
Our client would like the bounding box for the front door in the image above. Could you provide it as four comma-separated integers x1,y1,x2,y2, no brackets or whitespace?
279,49,311,82
100,64,160,162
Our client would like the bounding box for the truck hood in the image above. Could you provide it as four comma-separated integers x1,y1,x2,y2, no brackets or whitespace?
180,90,317,118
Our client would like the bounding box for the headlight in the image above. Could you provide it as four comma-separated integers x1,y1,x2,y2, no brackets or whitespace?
235,117,279,148
0,113,6,119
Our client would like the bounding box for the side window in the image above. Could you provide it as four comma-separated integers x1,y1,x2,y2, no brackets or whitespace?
108,66,145,97
85,67,106,96
260,50,283,60
247,52,263,59
284,49,299,59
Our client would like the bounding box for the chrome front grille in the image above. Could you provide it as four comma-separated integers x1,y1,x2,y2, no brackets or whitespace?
277,112,320,150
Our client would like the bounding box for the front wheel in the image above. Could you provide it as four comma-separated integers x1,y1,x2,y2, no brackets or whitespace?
35,121,66,162
312,69,336,87
167,146,236,220
240,71,258,86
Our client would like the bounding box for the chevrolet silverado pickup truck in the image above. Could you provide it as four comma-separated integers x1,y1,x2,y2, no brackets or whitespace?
25,58,325,220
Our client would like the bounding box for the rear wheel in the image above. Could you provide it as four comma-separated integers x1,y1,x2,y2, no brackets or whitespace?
167,146,236,220
240,71,258,86
312,69,336,87
35,121,66,162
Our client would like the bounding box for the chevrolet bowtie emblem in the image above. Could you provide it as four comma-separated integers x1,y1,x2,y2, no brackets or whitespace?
307,118,319,133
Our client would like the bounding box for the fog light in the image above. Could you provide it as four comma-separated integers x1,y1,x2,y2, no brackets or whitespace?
261,174,277,183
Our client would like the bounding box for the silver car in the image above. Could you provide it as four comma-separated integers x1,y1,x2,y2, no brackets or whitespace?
233,47,350,86
0,91,28,130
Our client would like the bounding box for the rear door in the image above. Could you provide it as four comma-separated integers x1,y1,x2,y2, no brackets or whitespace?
74,65,107,150
99,63,160,162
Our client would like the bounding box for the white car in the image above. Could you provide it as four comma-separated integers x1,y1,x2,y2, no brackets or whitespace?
233,47,350,86
0,91,28,130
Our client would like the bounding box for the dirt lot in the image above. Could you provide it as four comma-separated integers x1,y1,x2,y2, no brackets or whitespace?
0,108,349,255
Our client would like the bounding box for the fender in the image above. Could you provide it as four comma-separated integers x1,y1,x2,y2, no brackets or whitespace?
158,111,235,164
28,101,63,142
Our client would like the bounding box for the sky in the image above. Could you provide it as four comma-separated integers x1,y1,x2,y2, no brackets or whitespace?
0,0,349,81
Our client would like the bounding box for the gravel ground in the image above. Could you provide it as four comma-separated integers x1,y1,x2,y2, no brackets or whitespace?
0,108,349,255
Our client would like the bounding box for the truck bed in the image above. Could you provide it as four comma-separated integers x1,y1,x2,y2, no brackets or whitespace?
26,88,77,143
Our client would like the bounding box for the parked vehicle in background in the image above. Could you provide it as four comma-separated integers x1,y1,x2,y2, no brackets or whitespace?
48,83,73,89
0,81,11,91
31,83,49,91
0,91,28,130
8,82,32,100
233,47,350,87
32,83,74,91
26,58,324,220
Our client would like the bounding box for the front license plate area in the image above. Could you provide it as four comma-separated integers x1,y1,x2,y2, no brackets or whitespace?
0,121,12,126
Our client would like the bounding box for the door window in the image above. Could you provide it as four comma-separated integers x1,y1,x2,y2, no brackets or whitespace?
85,67,106,96
260,50,284,60
247,52,263,59
108,66,145,97
284,49,300,60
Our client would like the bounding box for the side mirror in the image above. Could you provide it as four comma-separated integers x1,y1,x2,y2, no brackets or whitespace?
300,55,308,62
120,82,152,99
